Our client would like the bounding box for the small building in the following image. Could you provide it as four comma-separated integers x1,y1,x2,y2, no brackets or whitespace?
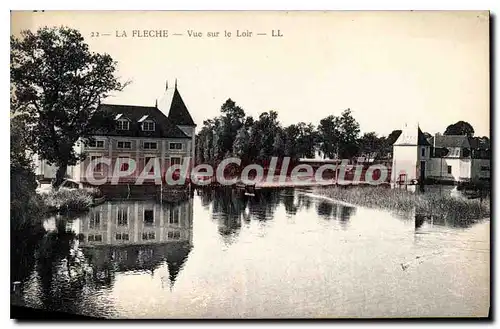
34,81,196,185
391,123,491,185
391,123,431,185
426,135,491,183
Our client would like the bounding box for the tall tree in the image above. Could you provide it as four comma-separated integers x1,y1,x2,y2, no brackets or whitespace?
359,132,382,160
249,111,280,161
282,124,300,159
295,122,318,158
444,121,475,137
318,115,341,159
219,99,246,156
11,27,128,187
272,128,286,158
337,108,360,158
232,126,250,160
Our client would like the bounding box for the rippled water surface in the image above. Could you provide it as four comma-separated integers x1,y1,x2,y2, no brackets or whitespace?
12,188,490,318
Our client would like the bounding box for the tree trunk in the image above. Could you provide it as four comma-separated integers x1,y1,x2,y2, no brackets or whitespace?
53,163,68,189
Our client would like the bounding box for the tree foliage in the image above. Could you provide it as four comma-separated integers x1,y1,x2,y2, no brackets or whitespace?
444,121,475,137
359,132,383,160
11,116,43,228
11,26,128,187
195,99,482,165
317,109,360,158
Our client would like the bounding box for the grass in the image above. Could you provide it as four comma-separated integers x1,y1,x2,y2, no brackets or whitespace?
40,188,94,213
316,185,490,224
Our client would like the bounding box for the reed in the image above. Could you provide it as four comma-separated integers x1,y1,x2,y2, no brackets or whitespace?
317,186,490,222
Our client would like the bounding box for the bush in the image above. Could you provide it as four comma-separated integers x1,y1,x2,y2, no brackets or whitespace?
41,188,93,212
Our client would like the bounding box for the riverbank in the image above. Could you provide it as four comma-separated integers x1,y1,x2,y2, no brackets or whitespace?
315,185,490,222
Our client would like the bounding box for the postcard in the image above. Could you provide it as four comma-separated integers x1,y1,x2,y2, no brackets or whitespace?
10,10,490,319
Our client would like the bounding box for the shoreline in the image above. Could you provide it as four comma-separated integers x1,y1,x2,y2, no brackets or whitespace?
299,191,360,208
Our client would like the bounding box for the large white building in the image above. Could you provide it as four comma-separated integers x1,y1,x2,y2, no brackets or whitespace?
34,81,196,184
391,123,490,184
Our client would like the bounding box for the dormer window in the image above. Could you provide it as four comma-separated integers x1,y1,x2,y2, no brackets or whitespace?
142,120,155,131
138,115,155,131
117,119,129,130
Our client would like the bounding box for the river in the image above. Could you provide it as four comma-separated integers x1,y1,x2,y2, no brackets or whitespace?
11,187,490,318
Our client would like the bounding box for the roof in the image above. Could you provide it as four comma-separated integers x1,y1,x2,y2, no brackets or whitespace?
93,104,189,139
433,135,470,148
468,137,491,150
393,127,431,146
417,128,431,146
83,241,192,286
167,87,196,126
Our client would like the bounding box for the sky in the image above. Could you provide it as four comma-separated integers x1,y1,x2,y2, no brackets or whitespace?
11,11,490,137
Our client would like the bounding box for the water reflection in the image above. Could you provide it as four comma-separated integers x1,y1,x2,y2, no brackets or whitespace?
316,200,356,222
17,199,194,316
12,187,489,318
199,188,357,241
79,199,194,287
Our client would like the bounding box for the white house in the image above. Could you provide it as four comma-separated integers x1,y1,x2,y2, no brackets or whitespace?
391,123,431,184
426,135,491,183
391,123,491,185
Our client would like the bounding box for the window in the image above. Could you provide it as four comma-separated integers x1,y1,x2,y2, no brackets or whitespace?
89,140,105,148
167,231,181,240
142,232,156,240
90,156,104,173
169,207,180,224
89,211,101,229
117,208,128,226
88,234,102,242
170,157,182,166
144,209,154,225
169,142,183,150
117,141,132,149
117,119,129,130
447,165,452,174
144,142,158,150
142,121,155,131
481,166,490,171
421,148,425,157
115,233,129,241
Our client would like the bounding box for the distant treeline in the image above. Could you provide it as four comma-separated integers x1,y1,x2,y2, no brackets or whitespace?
195,99,396,166
195,99,489,166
